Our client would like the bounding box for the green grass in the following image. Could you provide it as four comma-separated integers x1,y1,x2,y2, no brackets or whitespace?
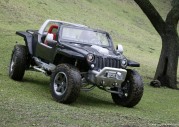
0,0,179,126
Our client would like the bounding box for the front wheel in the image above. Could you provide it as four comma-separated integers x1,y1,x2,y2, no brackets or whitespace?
111,69,144,107
50,64,81,104
9,45,27,81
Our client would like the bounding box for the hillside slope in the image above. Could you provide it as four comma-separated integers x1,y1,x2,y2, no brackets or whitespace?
0,0,179,127
0,0,174,77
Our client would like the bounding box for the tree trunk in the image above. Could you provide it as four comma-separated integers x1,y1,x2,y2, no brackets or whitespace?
154,6,179,89
134,0,179,89
155,34,178,88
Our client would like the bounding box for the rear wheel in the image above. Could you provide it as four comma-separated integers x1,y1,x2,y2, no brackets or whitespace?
9,45,27,81
111,69,144,107
50,64,81,104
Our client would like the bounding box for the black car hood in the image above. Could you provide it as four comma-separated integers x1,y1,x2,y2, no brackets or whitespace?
69,43,116,56
60,42,140,68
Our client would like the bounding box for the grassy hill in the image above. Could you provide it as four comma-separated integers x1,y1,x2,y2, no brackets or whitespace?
0,0,179,126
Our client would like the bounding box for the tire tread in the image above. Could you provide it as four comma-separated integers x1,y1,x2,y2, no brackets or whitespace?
9,45,27,81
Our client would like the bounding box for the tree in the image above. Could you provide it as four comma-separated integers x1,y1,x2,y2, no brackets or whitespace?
171,0,179,7
133,0,179,89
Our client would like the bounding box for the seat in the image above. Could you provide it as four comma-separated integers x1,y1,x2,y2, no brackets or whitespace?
44,24,58,45
47,24,58,39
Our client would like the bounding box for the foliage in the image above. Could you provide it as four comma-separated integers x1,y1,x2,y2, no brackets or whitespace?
171,0,179,6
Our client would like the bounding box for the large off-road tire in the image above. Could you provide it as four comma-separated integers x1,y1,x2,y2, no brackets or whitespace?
9,45,27,81
111,69,143,107
50,64,81,104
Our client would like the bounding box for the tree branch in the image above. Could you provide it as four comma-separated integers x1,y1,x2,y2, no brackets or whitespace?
134,0,166,36
166,4,179,30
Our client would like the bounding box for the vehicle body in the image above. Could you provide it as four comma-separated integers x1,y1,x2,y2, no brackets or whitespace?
9,19,143,107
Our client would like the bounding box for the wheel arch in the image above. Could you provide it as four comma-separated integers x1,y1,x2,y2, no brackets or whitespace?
53,53,89,72
53,53,76,65
16,31,33,55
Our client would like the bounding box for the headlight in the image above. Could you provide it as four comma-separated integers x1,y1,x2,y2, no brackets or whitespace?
121,59,127,68
87,54,95,63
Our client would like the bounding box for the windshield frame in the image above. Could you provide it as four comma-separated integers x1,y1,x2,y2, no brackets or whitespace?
58,25,112,48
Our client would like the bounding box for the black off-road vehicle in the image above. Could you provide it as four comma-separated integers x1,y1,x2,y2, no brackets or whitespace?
9,20,143,107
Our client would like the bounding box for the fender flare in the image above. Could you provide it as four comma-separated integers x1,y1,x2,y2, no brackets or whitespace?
127,60,140,67
16,31,33,55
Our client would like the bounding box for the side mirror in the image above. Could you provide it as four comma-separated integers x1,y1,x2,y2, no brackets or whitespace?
46,33,54,42
116,44,123,54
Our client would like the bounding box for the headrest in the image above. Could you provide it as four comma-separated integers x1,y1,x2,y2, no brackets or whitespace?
46,33,54,42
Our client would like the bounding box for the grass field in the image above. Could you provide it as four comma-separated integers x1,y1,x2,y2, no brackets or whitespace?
0,0,179,126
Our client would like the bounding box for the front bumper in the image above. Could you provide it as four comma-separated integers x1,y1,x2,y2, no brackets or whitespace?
89,67,127,87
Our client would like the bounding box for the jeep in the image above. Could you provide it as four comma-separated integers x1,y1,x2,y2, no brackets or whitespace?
9,19,143,107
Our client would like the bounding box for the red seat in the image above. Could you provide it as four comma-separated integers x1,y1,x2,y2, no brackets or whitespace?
45,25,58,45
48,24,58,39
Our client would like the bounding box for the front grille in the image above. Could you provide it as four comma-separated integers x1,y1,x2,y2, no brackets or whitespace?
95,56,121,69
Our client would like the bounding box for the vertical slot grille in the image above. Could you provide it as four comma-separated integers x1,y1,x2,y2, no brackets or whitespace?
95,56,120,69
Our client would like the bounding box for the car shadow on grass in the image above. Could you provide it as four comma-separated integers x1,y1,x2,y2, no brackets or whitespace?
23,76,120,108
22,75,50,94
22,75,139,109
74,91,116,108
21,76,54,101
23,75,50,86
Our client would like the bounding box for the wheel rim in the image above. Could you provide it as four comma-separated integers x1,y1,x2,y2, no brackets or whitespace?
119,80,130,98
10,57,15,72
54,72,68,96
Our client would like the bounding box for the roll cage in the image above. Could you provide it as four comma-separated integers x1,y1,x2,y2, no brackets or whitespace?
38,19,88,43
38,19,115,50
